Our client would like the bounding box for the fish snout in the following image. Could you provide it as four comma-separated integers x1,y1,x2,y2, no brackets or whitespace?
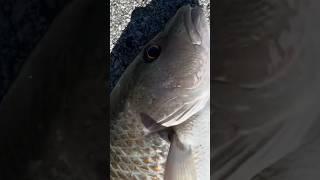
182,5,209,46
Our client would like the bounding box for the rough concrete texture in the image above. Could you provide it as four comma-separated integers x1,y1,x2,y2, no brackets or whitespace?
110,0,210,90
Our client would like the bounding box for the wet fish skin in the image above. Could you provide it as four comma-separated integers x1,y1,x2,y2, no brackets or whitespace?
214,0,320,179
166,101,210,180
110,5,210,180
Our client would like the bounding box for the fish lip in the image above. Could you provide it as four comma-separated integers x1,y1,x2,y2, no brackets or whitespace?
184,5,207,45
191,6,205,28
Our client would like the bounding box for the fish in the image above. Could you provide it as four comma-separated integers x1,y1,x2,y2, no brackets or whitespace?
0,0,106,179
213,0,320,179
110,5,210,180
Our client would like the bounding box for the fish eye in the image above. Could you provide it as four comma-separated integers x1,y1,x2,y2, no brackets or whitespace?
144,44,161,62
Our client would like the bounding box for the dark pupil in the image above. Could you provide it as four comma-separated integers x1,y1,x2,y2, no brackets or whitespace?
146,45,161,59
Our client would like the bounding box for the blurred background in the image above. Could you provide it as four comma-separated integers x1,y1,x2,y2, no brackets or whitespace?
0,0,71,101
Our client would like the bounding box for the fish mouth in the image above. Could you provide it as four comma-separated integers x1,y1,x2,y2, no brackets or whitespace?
164,5,209,46
184,5,208,45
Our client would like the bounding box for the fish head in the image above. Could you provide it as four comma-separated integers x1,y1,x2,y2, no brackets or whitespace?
127,5,210,127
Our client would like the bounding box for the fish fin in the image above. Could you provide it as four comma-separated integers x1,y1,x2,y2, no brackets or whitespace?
140,113,174,142
164,134,197,180
140,113,167,134
158,128,174,142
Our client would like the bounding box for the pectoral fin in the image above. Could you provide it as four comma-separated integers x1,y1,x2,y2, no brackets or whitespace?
140,112,174,142
140,113,167,133
164,134,197,180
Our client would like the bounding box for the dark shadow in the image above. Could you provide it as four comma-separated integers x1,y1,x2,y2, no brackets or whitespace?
110,0,200,91
0,0,72,102
0,1,106,179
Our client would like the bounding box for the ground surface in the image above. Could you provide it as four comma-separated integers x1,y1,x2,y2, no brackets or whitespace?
0,0,210,99
0,1,211,179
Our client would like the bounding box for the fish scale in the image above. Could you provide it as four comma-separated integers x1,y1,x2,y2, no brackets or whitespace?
110,108,170,179
110,5,210,179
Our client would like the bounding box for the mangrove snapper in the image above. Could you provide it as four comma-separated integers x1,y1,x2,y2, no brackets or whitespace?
110,5,210,180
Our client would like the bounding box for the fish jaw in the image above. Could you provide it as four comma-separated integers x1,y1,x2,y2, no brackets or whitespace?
110,4,210,180
127,4,210,130
164,5,210,49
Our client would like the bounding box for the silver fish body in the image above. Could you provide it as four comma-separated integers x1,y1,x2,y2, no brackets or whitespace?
110,5,210,180
214,0,320,179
